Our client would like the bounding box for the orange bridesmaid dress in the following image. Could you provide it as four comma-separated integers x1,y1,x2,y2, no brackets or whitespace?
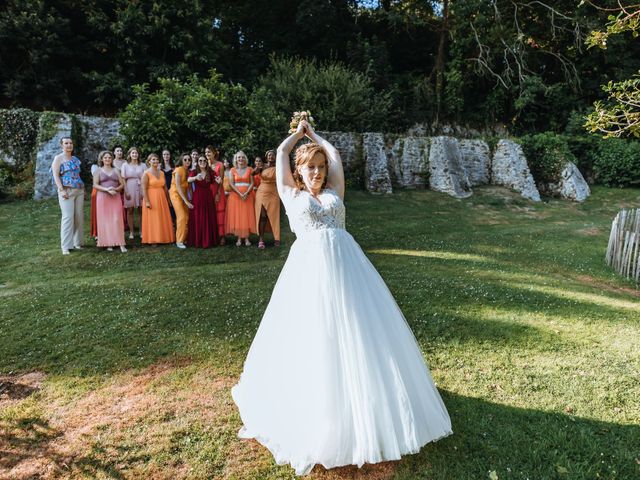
142,170,175,244
225,167,256,238
254,167,280,241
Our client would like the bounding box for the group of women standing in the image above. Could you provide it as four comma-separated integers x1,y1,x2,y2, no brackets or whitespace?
57,138,281,255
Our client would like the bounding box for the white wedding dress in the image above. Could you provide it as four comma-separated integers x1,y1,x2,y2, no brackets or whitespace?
232,188,452,475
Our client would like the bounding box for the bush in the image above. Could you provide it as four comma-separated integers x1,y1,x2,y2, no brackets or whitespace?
119,71,254,157
248,55,393,148
0,108,39,199
519,132,576,185
592,138,640,187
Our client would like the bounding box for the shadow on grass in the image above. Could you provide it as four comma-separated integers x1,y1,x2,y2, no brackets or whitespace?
0,415,126,479
396,391,639,479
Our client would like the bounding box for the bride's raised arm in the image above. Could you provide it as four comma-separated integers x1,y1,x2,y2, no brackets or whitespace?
276,123,305,197
304,123,345,199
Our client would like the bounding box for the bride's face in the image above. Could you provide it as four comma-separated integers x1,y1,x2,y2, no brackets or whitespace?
298,152,326,194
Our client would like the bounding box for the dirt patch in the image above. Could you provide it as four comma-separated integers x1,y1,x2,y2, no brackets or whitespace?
0,372,45,408
1,362,398,480
575,274,640,297
575,227,602,236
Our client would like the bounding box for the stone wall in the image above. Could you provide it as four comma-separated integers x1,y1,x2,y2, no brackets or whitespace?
2,108,590,202
33,114,120,200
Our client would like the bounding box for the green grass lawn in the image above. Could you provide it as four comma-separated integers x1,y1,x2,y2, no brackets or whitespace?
1,186,639,479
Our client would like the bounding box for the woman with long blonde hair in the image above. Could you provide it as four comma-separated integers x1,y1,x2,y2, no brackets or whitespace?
224,150,256,246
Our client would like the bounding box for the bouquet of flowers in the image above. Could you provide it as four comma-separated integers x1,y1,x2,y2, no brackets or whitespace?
289,110,316,134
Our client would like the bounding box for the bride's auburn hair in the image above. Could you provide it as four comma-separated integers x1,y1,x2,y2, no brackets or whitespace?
293,143,329,191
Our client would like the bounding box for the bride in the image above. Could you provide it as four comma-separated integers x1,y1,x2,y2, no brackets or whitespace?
232,116,452,475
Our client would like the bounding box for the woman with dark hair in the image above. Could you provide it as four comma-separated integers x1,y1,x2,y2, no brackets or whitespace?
187,155,218,248
232,116,451,475
93,150,127,252
161,149,173,190
51,137,84,255
205,145,226,245
254,149,280,249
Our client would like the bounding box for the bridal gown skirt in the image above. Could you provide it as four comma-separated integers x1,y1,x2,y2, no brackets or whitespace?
232,228,452,475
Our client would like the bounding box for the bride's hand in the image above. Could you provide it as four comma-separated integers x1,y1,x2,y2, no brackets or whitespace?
300,119,315,137
295,120,306,137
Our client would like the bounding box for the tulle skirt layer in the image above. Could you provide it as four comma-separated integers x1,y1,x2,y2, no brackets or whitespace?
232,228,452,476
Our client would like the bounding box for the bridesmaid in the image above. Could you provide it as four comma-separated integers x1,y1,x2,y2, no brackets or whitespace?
223,158,232,197
205,145,226,245
141,153,175,246
225,150,256,247
169,153,193,249
51,137,84,255
112,145,128,231
187,155,219,248
254,149,281,249
122,147,146,239
90,162,99,240
161,149,173,189
253,156,263,192
113,146,125,170
161,149,175,223
93,150,127,253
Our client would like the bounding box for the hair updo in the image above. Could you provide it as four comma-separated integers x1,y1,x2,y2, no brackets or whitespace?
293,143,329,191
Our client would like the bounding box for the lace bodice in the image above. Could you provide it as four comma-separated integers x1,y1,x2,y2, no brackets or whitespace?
281,188,345,235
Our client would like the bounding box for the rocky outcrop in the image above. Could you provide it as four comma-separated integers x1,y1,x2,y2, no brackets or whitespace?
77,115,120,166
11,104,587,203
428,136,472,199
363,132,392,194
459,139,491,186
390,136,430,188
491,139,541,202
546,162,591,202
34,114,72,200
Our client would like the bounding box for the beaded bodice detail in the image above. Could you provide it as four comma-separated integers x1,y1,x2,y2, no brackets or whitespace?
284,189,345,235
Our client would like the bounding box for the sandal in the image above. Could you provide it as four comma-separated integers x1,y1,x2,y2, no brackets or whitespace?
258,241,266,249
244,239,252,247
274,240,281,247
235,239,242,247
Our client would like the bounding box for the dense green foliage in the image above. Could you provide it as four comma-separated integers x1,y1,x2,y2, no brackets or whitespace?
249,56,393,148
2,1,639,134
519,133,577,186
1,188,639,477
119,71,253,155
0,109,40,198
585,2,640,138
592,138,640,187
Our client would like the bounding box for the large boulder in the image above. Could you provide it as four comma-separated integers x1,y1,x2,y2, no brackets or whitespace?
459,139,491,186
491,139,541,201
390,136,430,188
428,136,472,199
319,131,363,188
363,132,392,194
546,162,591,202
34,114,73,200
77,115,120,167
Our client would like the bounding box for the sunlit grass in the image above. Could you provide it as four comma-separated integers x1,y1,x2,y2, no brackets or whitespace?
0,185,639,479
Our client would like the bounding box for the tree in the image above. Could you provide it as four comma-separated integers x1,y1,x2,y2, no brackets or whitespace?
584,1,640,137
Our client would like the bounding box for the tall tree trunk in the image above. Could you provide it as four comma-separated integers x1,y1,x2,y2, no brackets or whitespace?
434,0,450,125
